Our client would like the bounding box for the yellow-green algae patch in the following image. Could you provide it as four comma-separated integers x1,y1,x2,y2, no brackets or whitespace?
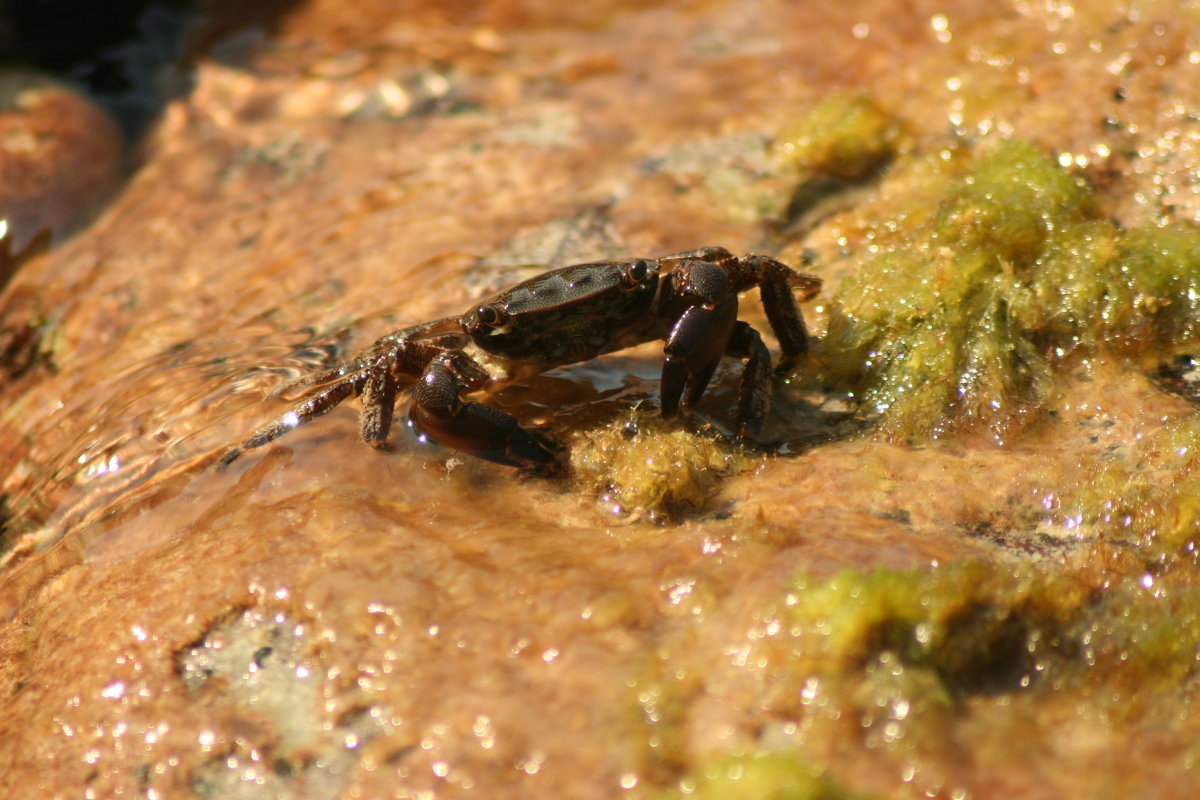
569,407,747,519
810,137,1200,442
780,562,1088,689
642,557,1200,796
774,93,902,183
662,752,874,800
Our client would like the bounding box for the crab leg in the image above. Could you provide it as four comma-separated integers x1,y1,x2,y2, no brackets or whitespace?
726,321,772,437
219,318,469,468
219,378,360,468
359,354,397,446
737,254,821,365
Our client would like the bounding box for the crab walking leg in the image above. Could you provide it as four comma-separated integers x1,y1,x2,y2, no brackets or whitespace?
358,354,398,446
219,318,471,467
219,379,360,468
409,359,559,470
744,255,821,366
726,321,772,437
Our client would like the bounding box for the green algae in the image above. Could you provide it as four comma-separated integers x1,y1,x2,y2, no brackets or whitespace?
772,93,904,228
934,140,1093,260
781,562,1088,693
813,141,1081,441
775,93,902,183
569,407,747,519
799,557,1200,730
808,138,1200,441
1019,222,1200,352
783,127,1200,567
664,752,873,800
640,558,1200,796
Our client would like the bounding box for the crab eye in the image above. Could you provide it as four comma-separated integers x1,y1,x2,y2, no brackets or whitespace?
475,304,507,328
621,259,652,288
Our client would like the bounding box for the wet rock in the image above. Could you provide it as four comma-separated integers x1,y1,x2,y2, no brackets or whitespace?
0,70,123,266
2,2,1200,798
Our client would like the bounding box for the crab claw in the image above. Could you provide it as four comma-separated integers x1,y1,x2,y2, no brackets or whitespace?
660,298,738,419
410,400,560,470
410,361,560,471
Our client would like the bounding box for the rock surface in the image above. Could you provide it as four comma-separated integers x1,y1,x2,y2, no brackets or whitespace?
3,1,1200,798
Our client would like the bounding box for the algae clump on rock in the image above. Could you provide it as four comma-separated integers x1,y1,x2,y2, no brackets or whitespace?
644,558,1200,798
774,92,901,183
813,138,1200,442
570,408,746,520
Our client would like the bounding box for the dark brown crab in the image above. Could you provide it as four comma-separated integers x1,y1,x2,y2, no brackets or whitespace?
220,246,820,471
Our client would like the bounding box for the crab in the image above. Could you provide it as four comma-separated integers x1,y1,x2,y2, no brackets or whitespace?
220,246,821,471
